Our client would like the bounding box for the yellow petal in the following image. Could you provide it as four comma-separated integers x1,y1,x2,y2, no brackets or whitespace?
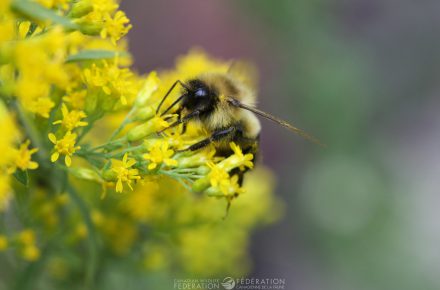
28,162,39,170
65,155,72,167
120,95,127,105
100,29,107,39
51,152,59,162
48,133,57,144
126,159,136,167
18,21,31,38
116,179,123,193
164,159,177,166
29,148,39,154
148,163,157,170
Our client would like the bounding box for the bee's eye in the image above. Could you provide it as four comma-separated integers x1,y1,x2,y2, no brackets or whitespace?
194,88,208,98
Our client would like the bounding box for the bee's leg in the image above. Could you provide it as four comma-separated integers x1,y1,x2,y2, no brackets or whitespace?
181,122,188,134
157,110,200,135
178,126,236,152
229,168,246,186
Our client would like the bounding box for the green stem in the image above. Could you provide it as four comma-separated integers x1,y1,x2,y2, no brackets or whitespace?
104,144,143,159
65,183,98,289
158,170,196,191
14,101,49,167
89,137,126,152
165,170,203,179
107,107,135,142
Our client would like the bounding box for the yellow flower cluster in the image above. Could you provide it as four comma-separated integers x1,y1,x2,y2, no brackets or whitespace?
17,229,40,261
0,0,282,287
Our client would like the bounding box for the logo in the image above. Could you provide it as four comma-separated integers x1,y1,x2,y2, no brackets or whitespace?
221,277,236,290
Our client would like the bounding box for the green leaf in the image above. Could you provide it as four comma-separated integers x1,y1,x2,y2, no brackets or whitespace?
11,0,79,30
13,169,29,186
66,50,130,63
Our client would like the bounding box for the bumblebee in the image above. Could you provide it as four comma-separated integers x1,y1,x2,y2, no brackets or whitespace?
156,67,323,183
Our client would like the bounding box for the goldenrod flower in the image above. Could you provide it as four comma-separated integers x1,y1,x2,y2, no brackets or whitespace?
220,175,245,196
143,141,178,170
0,175,12,212
53,104,88,131
218,142,254,171
30,97,56,118
9,140,39,173
75,223,88,239
0,235,8,251
83,61,137,106
0,103,19,167
18,229,36,245
21,245,40,261
48,132,80,167
15,78,54,118
112,153,140,193
101,11,132,45
63,90,87,110
84,0,119,21
207,161,229,188
205,162,245,196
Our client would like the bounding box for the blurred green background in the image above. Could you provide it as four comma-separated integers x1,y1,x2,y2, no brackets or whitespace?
121,1,440,289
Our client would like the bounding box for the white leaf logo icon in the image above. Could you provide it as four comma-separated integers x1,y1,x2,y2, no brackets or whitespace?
221,277,236,290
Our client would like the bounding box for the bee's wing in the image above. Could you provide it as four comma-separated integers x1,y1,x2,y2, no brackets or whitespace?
229,98,326,147
227,60,259,90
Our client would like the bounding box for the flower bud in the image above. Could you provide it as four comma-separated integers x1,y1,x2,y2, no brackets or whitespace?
177,149,215,169
69,167,102,182
192,177,210,193
84,92,98,114
204,187,225,197
133,106,155,121
135,71,160,107
178,156,206,169
127,117,168,142
79,23,102,36
69,1,93,18
102,169,117,181
142,138,160,150
127,122,156,142
196,165,210,175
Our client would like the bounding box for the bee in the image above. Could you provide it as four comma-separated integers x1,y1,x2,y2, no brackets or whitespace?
156,65,323,184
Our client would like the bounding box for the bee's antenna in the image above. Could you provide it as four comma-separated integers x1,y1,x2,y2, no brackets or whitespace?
156,80,189,114
160,94,186,116
228,98,326,147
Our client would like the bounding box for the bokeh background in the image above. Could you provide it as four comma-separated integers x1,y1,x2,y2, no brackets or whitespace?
121,1,440,290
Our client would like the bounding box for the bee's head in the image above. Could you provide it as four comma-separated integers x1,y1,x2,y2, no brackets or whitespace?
181,79,218,112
